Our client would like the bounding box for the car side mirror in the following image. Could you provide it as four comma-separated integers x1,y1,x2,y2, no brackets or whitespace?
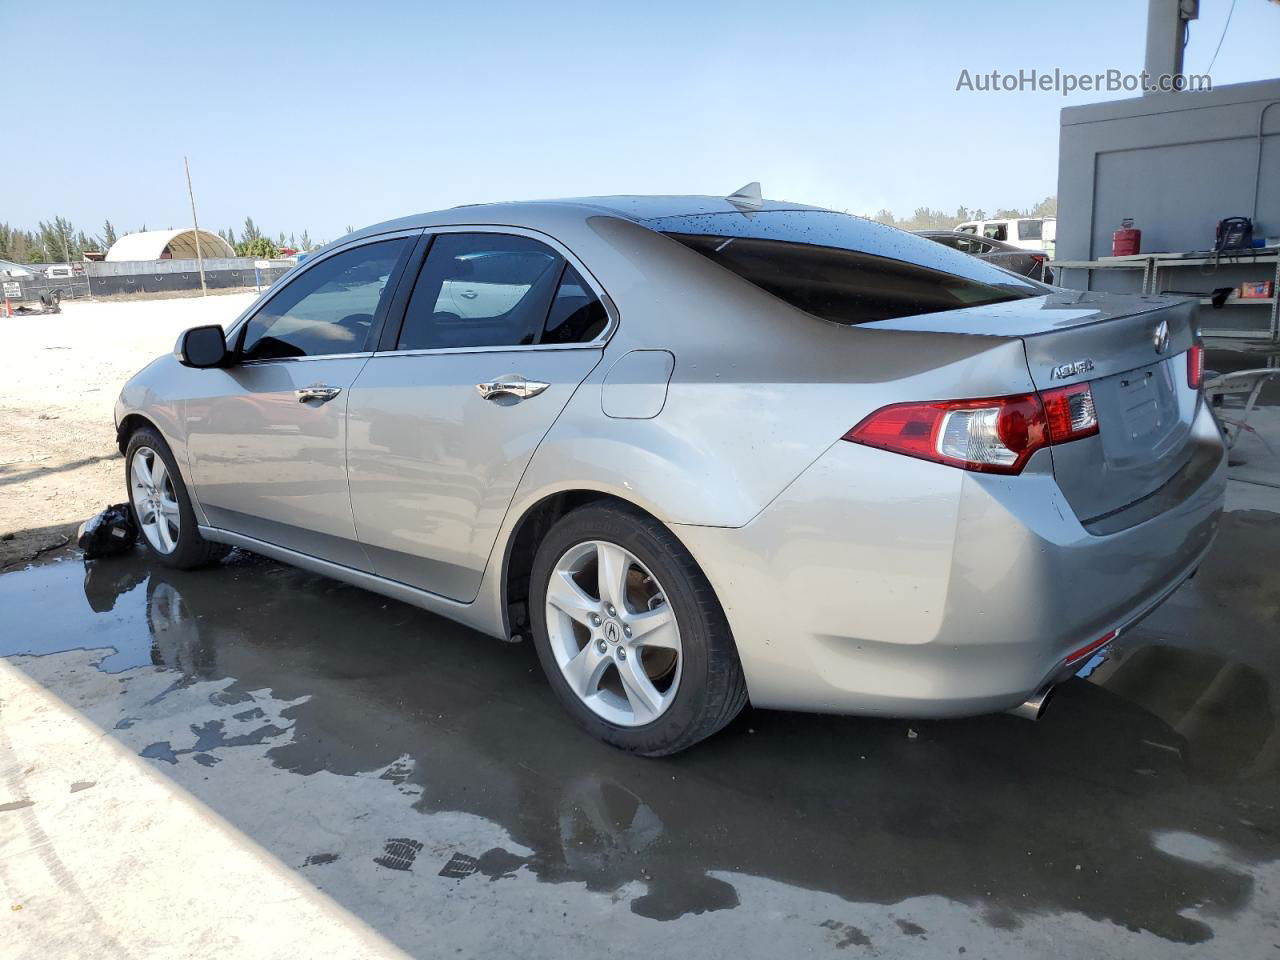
175,325,230,368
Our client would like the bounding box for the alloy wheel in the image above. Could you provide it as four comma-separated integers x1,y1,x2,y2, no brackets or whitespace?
544,540,682,727
129,446,181,555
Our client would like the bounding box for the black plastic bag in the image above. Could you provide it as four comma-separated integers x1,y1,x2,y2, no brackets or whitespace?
77,503,138,559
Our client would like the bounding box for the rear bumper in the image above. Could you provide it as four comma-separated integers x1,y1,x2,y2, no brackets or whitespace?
676,403,1226,717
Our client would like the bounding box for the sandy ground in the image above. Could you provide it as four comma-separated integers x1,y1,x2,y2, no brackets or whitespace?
0,293,259,568
3,292,1278,570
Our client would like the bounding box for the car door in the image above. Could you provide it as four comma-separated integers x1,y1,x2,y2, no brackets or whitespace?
183,233,417,568
346,229,611,601
974,238,1034,277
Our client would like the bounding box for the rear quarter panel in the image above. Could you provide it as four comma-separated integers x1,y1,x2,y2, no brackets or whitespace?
509,216,1040,528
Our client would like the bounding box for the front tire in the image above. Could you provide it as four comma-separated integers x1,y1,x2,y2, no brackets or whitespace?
529,502,748,756
125,427,226,569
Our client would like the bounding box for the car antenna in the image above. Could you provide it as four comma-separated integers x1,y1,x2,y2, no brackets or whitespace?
726,181,763,214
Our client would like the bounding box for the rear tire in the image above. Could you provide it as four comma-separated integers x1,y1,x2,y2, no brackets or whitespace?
529,502,748,756
125,427,227,570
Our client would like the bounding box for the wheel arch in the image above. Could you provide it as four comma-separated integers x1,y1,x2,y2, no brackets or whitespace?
117,412,161,454
500,488,712,643
115,408,206,527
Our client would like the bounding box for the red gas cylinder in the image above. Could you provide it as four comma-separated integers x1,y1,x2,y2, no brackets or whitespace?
1112,218,1141,257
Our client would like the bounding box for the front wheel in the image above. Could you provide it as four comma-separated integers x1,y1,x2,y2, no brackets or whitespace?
529,503,748,756
125,428,227,569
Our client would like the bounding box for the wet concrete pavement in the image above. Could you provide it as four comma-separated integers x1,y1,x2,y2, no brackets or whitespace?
2,499,1279,957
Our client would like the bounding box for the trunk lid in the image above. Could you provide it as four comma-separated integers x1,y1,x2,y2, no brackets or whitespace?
863,291,1202,522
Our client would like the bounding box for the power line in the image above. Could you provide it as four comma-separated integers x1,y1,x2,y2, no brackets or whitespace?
1206,0,1238,75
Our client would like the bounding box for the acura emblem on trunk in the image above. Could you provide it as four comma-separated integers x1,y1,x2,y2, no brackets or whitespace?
1050,358,1094,380
1153,320,1170,354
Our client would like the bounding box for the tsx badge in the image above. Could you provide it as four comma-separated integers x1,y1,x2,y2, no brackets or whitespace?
1050,358,1095,380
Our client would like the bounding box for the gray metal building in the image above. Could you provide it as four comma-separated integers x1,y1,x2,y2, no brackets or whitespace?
1054,7,1279,342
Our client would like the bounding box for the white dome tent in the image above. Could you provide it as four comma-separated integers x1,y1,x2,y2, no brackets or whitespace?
105,229,234,262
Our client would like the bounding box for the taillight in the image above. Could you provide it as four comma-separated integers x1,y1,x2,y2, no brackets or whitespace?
844,383,1100,475
844,394,1048,475
1187,344,1204,390
1041,382,1099,443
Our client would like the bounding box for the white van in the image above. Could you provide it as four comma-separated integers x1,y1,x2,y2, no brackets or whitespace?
956,217,1055,255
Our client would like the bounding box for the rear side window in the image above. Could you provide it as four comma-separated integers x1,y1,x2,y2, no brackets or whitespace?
397,234,563,350
1018,220,1044,241
542,265,608,344
983,223,1008,241
666,233,1037,326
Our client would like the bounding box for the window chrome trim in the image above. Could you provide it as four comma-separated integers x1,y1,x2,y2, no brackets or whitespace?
374,223,618,356
370,343,603,359
222,227,426,343
237,352,375,367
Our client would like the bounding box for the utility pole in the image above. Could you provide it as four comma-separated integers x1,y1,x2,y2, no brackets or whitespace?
184,156,208,296
1144,0,1199,91
60,220,79,298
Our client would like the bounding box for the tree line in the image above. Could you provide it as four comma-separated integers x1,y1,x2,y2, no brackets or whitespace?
1,198,1059,265
869,196,1057,232
215,217,326,259
0,216,328,264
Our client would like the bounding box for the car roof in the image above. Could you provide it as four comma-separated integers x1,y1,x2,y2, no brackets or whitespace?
347,195,830,243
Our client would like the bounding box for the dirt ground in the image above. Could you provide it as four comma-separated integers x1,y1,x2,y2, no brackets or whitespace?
0,292,259,568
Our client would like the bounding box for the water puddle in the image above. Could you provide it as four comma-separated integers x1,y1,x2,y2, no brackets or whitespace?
1,508,1278,943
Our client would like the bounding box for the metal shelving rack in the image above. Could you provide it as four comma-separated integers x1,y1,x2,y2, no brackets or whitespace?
1051,248,1280,342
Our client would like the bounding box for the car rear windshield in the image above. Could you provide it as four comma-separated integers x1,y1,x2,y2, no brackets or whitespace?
666,229,1041,326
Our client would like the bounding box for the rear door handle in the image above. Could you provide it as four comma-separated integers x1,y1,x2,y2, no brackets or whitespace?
476,375,550,401
295,384,342,403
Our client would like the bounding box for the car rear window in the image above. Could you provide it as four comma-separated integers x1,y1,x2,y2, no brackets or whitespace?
666,232,1040,326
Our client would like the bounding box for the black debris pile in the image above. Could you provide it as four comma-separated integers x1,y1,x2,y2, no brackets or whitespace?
77,503,137,559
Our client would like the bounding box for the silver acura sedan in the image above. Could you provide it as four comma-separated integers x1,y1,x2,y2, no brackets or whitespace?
114,193,1226,754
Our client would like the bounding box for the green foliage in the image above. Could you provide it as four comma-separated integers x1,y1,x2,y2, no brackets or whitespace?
38,217,76,262
235,235,280,259
241,216,261,244
102,219,117,249
869,197,1054,233
0,223,39,262
0,217,103,263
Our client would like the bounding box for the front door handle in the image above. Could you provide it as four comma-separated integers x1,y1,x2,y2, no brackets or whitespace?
476,375,550,401
295,384,342,403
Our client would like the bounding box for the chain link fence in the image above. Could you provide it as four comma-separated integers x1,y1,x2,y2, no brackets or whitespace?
3,258,295,308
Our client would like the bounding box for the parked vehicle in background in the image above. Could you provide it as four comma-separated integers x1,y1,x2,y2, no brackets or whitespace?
43,264,82,280
0,259,37,279
916,230,1054,283
1,259,61,315
956,217,1055,255
113,192,1223,755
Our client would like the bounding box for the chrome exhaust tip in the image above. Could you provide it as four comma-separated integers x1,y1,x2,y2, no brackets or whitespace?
1007,685,1055,721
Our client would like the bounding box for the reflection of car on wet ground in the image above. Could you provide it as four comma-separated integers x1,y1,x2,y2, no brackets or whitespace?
112,191,1226,754
52,538,1280,938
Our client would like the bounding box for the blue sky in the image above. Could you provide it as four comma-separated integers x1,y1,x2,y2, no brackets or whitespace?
4,0,1277,243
